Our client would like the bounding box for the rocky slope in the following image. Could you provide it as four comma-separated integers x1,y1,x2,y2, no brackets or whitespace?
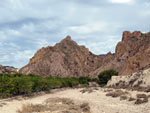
0,65,17,74
19,36,104,77
20,31,150,77
107,68,150,91
90,31,150,76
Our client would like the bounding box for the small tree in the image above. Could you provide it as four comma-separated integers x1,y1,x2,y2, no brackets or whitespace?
98,69,118,85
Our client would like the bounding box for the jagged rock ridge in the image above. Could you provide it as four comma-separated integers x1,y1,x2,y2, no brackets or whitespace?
90,31,150,76
20,31,150,77
0,65,17,74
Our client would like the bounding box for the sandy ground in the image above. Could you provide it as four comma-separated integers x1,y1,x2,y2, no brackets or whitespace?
0,87,150,113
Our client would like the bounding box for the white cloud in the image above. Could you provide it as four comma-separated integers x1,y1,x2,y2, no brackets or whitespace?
109,0,134,4
68,22,109,34
10,0,22,9
144,2,150,7
0,50,34,68
8,29,21,36
139,10,150,17
78,35,120,54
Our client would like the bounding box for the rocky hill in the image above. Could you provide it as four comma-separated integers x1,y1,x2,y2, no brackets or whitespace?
19,36,104,77
20,31,150,77
0,65,17,74
90,31,150,76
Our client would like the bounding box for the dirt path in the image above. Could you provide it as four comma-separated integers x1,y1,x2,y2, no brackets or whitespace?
0,88,150,113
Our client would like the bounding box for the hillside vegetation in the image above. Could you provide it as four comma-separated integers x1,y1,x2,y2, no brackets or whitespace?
0,74,94,98
0,69,117,99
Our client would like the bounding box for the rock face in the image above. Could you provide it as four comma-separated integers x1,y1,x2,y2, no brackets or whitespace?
20,31,150,77
116,31,150,75
19,36,103,77
107,68,150,89
90,31,150,76
0,65,17,74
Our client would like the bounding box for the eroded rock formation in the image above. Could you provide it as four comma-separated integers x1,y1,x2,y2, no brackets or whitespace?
19,36,103,77
107,68,150,90
90,31,150,76
20,31,150,77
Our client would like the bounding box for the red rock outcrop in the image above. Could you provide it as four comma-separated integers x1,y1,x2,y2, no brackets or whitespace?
19,36,104,77
116,31,150,74
20,31,150,77
91,31,150,76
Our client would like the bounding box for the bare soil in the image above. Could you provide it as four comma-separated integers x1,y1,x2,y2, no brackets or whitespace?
0,87,150,113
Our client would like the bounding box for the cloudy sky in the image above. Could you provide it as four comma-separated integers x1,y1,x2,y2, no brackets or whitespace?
0,0,150,68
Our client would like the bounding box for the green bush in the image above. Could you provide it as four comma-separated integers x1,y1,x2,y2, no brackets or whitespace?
15,77,33,94
0,74,93,98
98,69,118,85
0,75,13,98
46,77,63,88
78,76,90,85
90,78,99,83
30,75,48,92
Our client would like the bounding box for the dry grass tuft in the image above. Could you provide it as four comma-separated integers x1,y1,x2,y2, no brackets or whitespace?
147,95,150,98
120,95,128,100
135,97,148,105
80,88,96,94
104,89,113,92
17,104,33,113
106,90,128,98
80,103,90,112
144,86,150,92
134,93,149,104
17,98,91,113
136,94,147,98
0,104,3,107
128,97,136,101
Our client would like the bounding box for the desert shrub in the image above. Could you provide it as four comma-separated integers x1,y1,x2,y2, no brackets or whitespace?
90,78,99,82
120,95,128,100
145,86,150,92
104,89,113,92
58,77,77,87
106,90,128,98
0,74,34,97
128,97,136,101
30,75,50,92
0,74,92,98
78,76,90,85
136,94,147,98
106,92,120,98
17,104,33,113
15,76,33,95
80,88,94,94
98,69,118,85
45,77,79,88
67,77,79,87
135,97,148,104
45,77,61,88
0,75,14,98
80,103,90,112
18,98,91,113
